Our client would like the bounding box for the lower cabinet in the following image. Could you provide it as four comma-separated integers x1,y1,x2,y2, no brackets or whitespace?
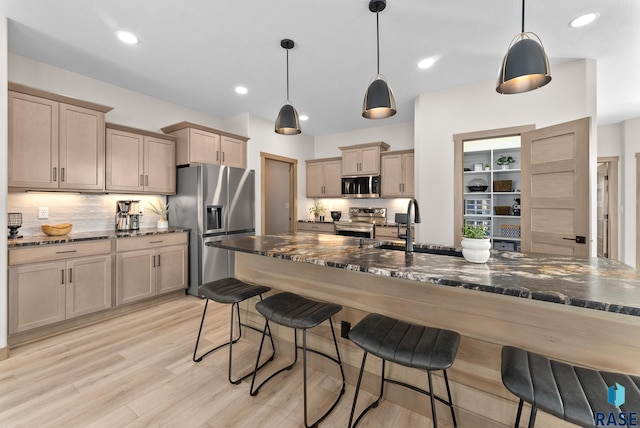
8,241,112,334
115,233,188,306
297,221,336,234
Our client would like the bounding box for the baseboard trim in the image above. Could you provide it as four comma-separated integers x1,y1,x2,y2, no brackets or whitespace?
0,345,8,361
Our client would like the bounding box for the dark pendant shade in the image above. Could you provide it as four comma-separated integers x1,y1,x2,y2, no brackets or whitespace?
362,75,396,119
497,35,551,94
275,102,301,135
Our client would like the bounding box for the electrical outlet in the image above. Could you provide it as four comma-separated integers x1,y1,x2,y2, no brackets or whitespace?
341,321,351,339
38,207,49,220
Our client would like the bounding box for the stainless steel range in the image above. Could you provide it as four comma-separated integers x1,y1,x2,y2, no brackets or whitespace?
334,207,386,238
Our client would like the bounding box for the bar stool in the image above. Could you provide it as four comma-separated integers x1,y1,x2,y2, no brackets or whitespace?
249,291,346,428
501,345,640,428
193,277,275,385
348,313,460,428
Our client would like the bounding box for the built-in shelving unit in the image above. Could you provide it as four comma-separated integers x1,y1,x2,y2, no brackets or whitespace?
463,139,521,251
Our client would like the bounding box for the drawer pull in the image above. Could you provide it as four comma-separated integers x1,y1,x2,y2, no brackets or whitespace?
149,240,164,243
55,250,77,254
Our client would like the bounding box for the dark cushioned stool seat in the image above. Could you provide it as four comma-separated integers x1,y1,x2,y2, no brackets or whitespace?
501,345,640,428
348,313,461,428
250,291,345,428
193,277,274,385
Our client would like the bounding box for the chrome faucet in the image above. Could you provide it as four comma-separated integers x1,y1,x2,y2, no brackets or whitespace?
405,198,421,253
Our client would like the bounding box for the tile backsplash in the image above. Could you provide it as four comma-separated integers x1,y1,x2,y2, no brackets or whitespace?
8,193,169,236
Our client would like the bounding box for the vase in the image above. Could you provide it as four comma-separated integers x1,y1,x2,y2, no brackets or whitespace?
461,237,491,263
157,217,169,230
501,164,509,170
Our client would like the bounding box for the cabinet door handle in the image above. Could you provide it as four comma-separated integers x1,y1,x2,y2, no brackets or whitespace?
61,269,65,285
145,175,149,186
157,255,160,266
152,255,156,268
140,175,144,186
69,268,73,283
216,151,219,161
222,152,225,162
53,167,57,182
61,168,65,182
399,183,402,192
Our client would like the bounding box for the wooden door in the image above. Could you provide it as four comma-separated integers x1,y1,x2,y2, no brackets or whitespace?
116,250,155,306
265,159,292,234
381,153,403,197
306,162,325,197
105,128,144,192
360,146,381,175
403,153,415,196
220,136,246,168
323,159,343,197
521,117,590,256
156,246,188,295
66,255,112,319
8,91,59,189
188,128,220,164
144,136,176,194
8,262,66,333
59,103,105,190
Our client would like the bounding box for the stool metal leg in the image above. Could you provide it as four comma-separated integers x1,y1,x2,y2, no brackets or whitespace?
443,370,457,428
528,406,537,428
427,370,438,428
514,399,524,428
193,299,241,363
250,320,296,396
349,353,386,428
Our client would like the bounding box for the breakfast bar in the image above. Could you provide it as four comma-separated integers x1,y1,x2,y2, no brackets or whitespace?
211,234,640,428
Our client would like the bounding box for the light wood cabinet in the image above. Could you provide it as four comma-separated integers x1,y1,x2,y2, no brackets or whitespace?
375,225,414,240
297,221,335,234
381,150,415,197
106,124,177,194
115,233,188,306
305,157,342,198
8,83,112,191
8,241,112,334
161,121,248,168
339,142,389,176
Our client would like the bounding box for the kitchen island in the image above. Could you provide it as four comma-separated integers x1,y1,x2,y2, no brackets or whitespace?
211,234,640,428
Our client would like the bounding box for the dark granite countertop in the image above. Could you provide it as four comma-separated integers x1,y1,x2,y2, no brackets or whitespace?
208,234,640,317
8,227,189,248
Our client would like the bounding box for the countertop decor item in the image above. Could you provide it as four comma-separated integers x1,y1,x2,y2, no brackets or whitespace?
461,224,491,263
274,39,301,135
330,211,342,221
8,212,23,239
309,201,326,221
496,0,551,94
42,223,73,236
146,199,170,229
493,179,512,192
467,178,488,192
495,155,516,169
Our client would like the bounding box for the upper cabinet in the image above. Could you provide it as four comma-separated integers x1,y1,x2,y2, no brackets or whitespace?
339,141,389,176
306,157,342,198
161,121,248,168
380,150,415,197
106,124,177,195
8,83,113,191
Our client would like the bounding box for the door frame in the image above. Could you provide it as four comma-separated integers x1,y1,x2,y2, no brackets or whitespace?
453,124,535,244
598,156,619,260
260,152,297,234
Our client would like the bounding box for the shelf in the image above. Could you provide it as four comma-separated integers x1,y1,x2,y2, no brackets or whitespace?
494,237,521,242
493,215,521,219
464,214,491,218
493,168,521,173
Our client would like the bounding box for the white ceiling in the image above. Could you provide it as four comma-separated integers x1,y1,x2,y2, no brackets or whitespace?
2,0,639,136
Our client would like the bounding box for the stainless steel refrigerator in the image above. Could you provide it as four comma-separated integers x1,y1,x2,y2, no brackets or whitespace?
168,164,255,296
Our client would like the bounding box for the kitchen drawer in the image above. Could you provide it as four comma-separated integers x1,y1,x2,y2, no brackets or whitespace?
116,232,188,252
9,240,112,266
297,222,335,234
375,225,413,239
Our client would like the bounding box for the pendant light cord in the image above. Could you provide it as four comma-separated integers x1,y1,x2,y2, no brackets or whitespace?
376,11,380,74
521,0,525,33
286,49,290,101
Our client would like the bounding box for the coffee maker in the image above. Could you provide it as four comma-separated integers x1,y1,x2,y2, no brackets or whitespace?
116,200,140,231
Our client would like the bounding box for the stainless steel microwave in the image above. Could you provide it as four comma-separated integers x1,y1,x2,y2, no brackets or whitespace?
341,176,381,198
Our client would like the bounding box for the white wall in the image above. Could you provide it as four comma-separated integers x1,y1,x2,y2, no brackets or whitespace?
622,118,640,267
314,121,414,158
1,17,9,353
414,59,598,248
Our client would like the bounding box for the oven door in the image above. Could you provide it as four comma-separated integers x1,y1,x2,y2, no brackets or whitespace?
335,224,374,239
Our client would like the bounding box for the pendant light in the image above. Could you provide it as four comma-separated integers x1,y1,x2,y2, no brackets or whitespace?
362,0,396,119
275,39,301,135
496,0,551,94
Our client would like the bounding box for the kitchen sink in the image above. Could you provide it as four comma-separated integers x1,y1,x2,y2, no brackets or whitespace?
377,244,463,257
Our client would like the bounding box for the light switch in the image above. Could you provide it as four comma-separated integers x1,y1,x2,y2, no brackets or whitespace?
38,207,49,219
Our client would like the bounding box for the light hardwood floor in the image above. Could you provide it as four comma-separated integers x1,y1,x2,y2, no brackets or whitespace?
0,295,442,427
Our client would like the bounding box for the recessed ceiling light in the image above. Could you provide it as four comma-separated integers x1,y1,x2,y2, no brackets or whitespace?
299,115,309,121
569,12,599,28
417,57,438,70
235,86,248,95
116,31,139,45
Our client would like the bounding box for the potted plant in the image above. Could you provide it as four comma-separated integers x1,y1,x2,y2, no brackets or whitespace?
461,224,491,263
309,201,326,221
147,199,170,230
484,163,490,171
495,155,516,170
